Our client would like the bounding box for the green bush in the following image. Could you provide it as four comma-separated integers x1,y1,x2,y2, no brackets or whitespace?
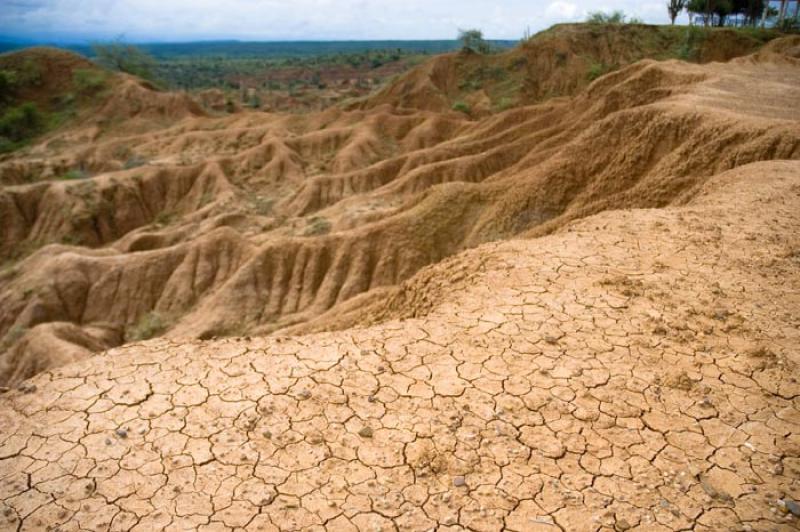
587,10,627,24
587,63,607,81
0,70,16,105
0,102,44,143
92,42,158,82
452,101,471,114
73,68,108,95
58,168,88,180
126,311,169,342
458,29,492,54
304,216,332,236
677,25,709,61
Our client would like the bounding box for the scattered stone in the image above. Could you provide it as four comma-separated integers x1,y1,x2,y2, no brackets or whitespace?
115,428,128,439
358,426,374,438
453,476,466,487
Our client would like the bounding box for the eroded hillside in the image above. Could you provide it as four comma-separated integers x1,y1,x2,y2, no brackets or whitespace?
0,158,799,531
0,23,798,532
0,31,799,387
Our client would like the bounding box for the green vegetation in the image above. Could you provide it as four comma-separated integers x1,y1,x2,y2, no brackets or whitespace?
681,0,794,28
587,10,630,24
304,217,332,236
126,311,170,342
0,102,44,152
668,0,689,24
0,325,27,350
458,29,493,54
0,71,14,105
58,168,88,180
452,101,471,114
587,62,611,81
677,25,710,60
72,68,108,95
92,41,159,82
123,154,147,169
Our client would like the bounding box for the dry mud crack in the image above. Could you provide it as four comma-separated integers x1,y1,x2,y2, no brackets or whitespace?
0,161,798,531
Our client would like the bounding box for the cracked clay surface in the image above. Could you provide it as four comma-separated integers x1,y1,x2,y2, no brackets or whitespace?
0,161,798,531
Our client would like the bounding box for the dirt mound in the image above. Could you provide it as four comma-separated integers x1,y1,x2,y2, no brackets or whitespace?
0,47,99,109
360,24,784,114
0,160,797,531
0,28,798,388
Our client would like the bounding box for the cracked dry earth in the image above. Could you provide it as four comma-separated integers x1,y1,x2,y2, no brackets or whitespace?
0,160,799,531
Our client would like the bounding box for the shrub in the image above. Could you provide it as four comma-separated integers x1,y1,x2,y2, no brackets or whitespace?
304,216,331,236
124,154,147,169
458,29,492,54
587,63,607,81
0,70,16,105
58,168,88,180
677,25,709,61
0,325,27,350
587,10,627,24
452,101,471,114
126,311,168,342
0,102,44,142
73,68,108,95
92,41,158,82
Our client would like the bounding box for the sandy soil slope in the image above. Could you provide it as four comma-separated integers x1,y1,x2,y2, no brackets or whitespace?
0,159,798,531
1,36,799,387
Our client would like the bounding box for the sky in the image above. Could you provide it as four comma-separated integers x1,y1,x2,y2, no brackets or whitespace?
0,0,691,43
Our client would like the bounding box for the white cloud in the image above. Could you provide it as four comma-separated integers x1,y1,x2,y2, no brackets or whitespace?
546,1,580,20
0,0,686,42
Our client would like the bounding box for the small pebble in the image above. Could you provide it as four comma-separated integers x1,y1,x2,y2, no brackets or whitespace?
115,428,128,439
358,427,373,438
453,476,466,487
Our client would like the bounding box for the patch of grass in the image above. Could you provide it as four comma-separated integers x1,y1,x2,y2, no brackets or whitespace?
493,97,515,112
304,216,331,236
452,101,471,115
153,211,175,227
58,168,89,180
587,62,610,81
73,68,109,95
124,154,147,169
0,102,44,153
59,234,84,246
0,325,28,350
676,25,709,61
126,311,169,342
251,196,275,216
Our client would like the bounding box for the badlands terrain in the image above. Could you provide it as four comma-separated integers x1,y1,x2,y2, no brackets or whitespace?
0,24,799,531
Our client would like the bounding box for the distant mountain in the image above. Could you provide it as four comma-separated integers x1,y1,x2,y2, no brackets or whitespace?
0,38,518,60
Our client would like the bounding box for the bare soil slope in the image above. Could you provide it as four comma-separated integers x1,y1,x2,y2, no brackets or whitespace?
0,159,798,531
0,33,798,387
359,24,782,114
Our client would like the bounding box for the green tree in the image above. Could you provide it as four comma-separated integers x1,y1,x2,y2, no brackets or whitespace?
458,29,491,54
586,10,627,23
668,0,688,24
92,40,158,81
